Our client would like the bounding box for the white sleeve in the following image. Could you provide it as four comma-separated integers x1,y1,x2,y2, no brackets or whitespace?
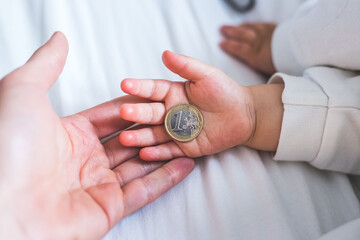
318,218,360,240
269,67,360,174
272,0,360,76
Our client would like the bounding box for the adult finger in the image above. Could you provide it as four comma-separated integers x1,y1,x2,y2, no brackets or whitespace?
120,102,166,125
77,95,149,139
119,125,171,147
139,142,185,161
121,157,195,217
113,157,165,187
4,32,69,92
102,136,139,169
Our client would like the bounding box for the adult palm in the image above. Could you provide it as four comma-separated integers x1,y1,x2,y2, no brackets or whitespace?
0,32,194,240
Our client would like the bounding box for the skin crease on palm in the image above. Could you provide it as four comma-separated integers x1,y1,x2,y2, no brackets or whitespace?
0,32,195,240
119,51,257,161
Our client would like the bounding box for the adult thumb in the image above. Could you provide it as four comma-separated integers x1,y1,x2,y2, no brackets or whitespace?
8,32,69,92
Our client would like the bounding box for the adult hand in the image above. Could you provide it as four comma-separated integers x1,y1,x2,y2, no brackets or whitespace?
0,32,195,240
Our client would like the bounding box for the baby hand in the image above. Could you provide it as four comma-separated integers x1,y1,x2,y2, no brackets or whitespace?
220,23,276,76
119,51,256,161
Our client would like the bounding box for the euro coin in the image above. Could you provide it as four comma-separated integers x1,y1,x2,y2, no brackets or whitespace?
165,104,203,142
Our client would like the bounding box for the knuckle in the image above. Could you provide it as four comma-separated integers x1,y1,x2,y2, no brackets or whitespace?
115,170,125,187
161,165,177,186
142,178,155,203
149,105,156,123
104,147,115,167
140,161,151,175
149,80,156,98
244,28,257,40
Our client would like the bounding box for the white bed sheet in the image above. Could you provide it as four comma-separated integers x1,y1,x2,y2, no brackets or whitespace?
0,0,359,239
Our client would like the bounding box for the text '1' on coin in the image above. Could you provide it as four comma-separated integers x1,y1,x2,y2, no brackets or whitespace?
164,104,203,142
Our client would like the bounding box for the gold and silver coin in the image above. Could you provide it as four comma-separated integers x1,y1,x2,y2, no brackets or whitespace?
165,104,203,142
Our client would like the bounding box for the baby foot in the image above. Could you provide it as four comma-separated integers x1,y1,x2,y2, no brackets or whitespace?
220,23,276,76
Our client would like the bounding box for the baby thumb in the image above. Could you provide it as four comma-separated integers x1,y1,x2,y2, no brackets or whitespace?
162,50,219,83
